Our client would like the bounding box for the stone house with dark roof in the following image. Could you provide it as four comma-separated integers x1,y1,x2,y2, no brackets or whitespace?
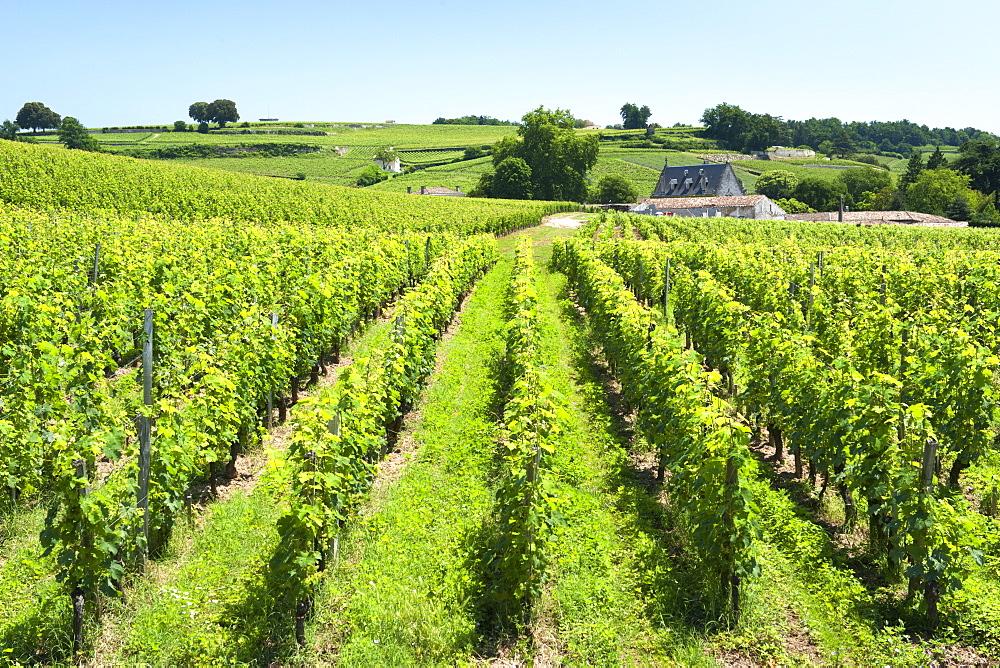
651,163,745,198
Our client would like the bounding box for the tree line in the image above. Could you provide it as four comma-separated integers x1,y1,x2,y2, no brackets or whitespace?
1,102,100,151
756,141,1000,225
432,115,518,126
701,102,996,156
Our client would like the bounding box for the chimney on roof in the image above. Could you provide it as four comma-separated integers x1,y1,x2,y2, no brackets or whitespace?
421,186,426,195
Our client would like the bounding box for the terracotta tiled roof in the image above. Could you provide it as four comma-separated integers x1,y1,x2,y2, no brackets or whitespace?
638,195,766,209
409,187,464,195
786,211,965,227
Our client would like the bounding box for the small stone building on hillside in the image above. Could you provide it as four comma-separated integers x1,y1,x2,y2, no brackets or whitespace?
632,195,786,220
374,156,402,173
651,162,745,198
407,186,466,197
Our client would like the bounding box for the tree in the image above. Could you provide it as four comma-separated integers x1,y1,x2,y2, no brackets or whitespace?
16,102,61,133
701,103,754,149
173,120,188,132
953,140,1000,196
793,177,851,211
473,106,598,201
926,146,948,170
773,197,815,214
0,120,19,141
900,150,925,189
754,170,798,199
591,174,638,204
944,194,973,221
620,103,652,130
58,117,100,151
838,166,894,202
188,102,210,124
373,147,398,164
206,99,239,128
907,169,980,217
463,145,487,161
356,164,388,187
831,129,857,158
856,186,896,211
700,102,788,153
492,157,533,199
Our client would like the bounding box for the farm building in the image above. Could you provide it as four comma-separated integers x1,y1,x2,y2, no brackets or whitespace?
751,147,817,159
651,162,745,198
632,195,786,220
374,155,402,173
407,186,466,197
787,211,965,227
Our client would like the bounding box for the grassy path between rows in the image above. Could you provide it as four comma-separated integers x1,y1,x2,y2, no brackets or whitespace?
298,226,711,665
89,303,410,664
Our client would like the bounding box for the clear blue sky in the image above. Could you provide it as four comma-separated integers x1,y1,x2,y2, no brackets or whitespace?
4,0,999,134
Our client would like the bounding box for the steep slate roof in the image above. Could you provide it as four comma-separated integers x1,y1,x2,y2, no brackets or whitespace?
786,211,965,227
651,163,744,197
638,195,765,209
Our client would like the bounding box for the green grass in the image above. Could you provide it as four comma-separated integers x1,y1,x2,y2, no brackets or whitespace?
0,504,73,662
103,492,286,665
77,121,723,198
145,123,516,150
590,156,661,198
89,302,419,664
524,235,710,664
299,226,711,664
365,156,494,194
304,251,510,664
172,152,371,186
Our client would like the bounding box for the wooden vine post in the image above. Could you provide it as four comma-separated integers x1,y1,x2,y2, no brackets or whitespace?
71,458,89,654
663,258,671,325
787,281,803,477
267,313,280,427
327,412,342,567
90,243,101,286
723,455,741,623
922,436,940,629
295,448,317,647
136,308,153,565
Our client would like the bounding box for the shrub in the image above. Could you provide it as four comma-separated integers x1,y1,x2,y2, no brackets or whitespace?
173,120,187,132
754,170,798,199
773,197,815,214
356,164,388,187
